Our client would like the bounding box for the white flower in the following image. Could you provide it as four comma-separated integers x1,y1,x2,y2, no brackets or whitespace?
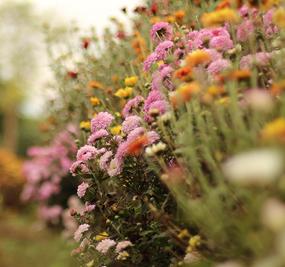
145,142,167,157
222,149,283,186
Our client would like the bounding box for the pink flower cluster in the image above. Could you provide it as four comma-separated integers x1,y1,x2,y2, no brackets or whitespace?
22,126,77,223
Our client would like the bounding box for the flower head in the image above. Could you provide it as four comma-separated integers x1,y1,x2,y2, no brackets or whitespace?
91,112,114,133
151,22,173,43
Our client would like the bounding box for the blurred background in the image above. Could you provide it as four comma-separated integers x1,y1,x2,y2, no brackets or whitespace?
0,1,140,266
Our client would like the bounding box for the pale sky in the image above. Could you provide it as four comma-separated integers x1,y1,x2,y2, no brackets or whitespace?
15,0,142,116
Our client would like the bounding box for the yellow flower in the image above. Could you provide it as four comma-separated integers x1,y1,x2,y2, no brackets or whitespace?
117,251,130,260
111,125,122,135
125,76,138,86
261,118,285,142
115,112,121,118
201,8,240,27
166,15,176,23
178,229,190,239
80,121,91,130
189,235,201,248
273,8,285,28
95,232,109,241
115,87,133,98
90,97,100,106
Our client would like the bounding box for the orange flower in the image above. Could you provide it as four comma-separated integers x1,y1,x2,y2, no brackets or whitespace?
88,80,103,89
186,50,211,68
174,66,192,81
170,82,200,107
126,135,149,156
216,69,251,83
271,80,285,96
174,10,185,22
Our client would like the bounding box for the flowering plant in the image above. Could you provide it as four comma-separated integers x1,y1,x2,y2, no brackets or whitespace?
26,0,285,266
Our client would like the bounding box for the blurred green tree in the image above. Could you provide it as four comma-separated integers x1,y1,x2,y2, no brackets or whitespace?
0,1,41,152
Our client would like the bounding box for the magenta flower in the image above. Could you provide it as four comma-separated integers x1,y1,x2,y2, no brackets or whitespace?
91,112,114,133
77,182,89,198
151,22,173,43
154,40,174,60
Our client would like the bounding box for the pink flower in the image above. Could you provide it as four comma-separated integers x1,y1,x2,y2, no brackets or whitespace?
237,19,255,42
207,59,231,75
154,40,174,60
87,129,109,144
263,9,278,37
38,205,62,224
122,116,142,134
77,182,89,198
151,22,173,43
115,241,133,253
209,36,233,51
143,52,158,71
96,238,116,254
91,112,114,133
143,41,174,71
70,160,89,175
107,158,123,177
76,145,98,161
84,203,96,213
99,151,113,170
74,224,90,242
240,52,271,69
122,96,144,118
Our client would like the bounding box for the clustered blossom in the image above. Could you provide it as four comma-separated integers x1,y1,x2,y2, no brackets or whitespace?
77,182,89,198
91,112,114,132
150,22,173,43
95,238,116,254
21,127,77,224
74,224,90,242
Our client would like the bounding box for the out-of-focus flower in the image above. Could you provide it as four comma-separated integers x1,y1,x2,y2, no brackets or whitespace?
244,89,273,112
122,115,142,134
201,8,240,27
215,261,244,267
237,19,255,41
222,149,283,186
88,80,104,90
261,198,285,232
80,121,91,130
261,118,285,142
273,8,285,27
186,50,211,68
90,97,100,106
240,52,271,69
115,87,133,98
207,59,231,75
125,76,138,86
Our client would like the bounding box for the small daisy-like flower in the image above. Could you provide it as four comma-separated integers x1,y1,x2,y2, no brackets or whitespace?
150,22,173,43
